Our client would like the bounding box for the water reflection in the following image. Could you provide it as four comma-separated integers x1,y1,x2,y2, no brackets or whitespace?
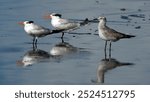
50,41,77,57
96,57,134,84
17,47,50,67
17,38,90,67
49,40,92,64
93,45,135,84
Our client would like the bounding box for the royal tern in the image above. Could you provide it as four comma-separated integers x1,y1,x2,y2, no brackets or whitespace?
47,13,88,39
18,21,62,46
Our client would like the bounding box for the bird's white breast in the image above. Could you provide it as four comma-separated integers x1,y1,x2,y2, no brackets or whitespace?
98,28,107,40
24,24,33,34
51,18,61,28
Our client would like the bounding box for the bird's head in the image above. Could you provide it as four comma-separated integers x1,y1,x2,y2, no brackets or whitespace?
23,21,34,25
43,13,62,19
51,13,62,17
98,17,106,22
18,21,34,26
98,17,107,26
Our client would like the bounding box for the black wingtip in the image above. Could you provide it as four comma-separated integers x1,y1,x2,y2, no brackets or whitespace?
51,29,64,33
130,35,136,38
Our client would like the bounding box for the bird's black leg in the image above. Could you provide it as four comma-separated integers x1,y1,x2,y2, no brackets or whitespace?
33,37,35,44
61,32,65,42
35,37,37,45
34,37,38,49
61,32,64,39
104,41,107,59
61,37,64,43
33,37,35,48
109,41,112,59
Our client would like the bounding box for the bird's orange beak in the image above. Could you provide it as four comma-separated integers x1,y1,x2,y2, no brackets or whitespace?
18,22,24,26
43,14,51,19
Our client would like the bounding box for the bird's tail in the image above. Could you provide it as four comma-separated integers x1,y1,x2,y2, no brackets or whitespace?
49,29,64,35
44,29,64,36
123,34,135,38
52,29,64,33
80,18,89,26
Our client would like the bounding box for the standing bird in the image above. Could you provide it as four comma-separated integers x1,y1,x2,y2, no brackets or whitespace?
46,13,88,39
98,17,135,58
18,21,62,46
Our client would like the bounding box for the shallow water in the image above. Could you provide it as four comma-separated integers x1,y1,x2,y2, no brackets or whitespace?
0,0,150,84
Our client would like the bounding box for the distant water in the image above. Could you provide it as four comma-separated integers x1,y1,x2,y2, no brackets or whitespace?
0,0,150,84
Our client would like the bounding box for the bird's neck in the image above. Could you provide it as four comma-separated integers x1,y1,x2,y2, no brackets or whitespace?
24,24,33,31
51,17,60,26
52,17,60,21
99,20,106,29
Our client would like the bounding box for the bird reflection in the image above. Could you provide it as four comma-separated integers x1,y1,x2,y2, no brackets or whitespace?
49,39,91,63
50,40,77,57
17,47,50,67
96,58,134,83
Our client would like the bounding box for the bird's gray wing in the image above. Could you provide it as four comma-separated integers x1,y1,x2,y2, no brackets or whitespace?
104,26,125,40
32,24,51,34
58,19,79,30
